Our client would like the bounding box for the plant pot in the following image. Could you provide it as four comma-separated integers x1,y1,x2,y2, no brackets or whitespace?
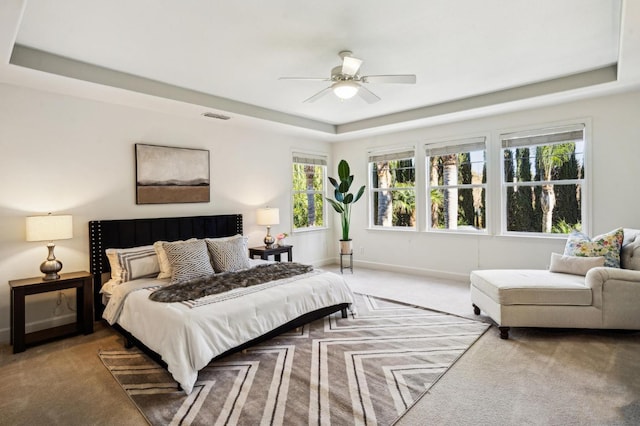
339,239,353,254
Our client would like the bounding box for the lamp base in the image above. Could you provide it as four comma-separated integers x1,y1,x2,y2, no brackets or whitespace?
264,235,275,248
40,259,62,280
40,243,62,280
264,225,275,248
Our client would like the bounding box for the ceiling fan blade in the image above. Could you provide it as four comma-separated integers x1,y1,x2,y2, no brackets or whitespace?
362,74,417,84
303,86,333,103
357,85,381,104
279,77,330,81
342,56,363,76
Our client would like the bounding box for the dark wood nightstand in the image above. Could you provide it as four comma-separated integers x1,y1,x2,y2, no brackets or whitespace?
9,271,94,353
249,245,293,262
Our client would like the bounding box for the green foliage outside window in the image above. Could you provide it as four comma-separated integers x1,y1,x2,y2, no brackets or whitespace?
371,159,416,227
503,141,583,234
292,163,324,229
429,151,486,231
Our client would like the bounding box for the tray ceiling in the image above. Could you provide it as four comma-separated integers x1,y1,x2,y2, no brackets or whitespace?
2,0,639,137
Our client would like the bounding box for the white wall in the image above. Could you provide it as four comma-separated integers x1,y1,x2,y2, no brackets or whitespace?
2,82,638,343
331,90,640,279
0,83,334,341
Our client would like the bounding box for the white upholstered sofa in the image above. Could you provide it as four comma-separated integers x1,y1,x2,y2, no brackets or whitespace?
470,229,640,339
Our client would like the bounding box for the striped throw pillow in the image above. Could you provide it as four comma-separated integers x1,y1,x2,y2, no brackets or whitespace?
106,245,159,284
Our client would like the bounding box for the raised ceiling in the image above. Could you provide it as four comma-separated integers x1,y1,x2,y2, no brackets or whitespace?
2,0,639,138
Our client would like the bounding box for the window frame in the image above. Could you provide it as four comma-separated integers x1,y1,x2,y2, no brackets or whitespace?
499,122,590,237
425,136,489,234
291,151,328,233
367,147,417,231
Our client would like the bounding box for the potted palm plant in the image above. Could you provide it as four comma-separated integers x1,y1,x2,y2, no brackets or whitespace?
326,159,366,254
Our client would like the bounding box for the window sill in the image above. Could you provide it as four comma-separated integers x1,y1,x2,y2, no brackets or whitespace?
496,232,569,240
426,228,489,236
366,226,417,233
292,226,328,234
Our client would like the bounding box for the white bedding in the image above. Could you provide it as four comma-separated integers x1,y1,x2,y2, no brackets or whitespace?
102,267,354,394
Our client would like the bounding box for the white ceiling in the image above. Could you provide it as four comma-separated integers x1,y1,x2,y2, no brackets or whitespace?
2,0,640,138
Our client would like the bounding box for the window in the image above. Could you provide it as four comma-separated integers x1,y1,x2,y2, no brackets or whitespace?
368,148,416,228
426,137,487,232
501,124,586,234
292,152,326,231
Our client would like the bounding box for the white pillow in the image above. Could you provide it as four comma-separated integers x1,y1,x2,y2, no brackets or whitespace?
154,238,197,279
106,245,159,284
549,252,605,276
205,234,250,272
163,239,214,284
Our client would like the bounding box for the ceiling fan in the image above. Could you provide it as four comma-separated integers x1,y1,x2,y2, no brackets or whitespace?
279,50,416,104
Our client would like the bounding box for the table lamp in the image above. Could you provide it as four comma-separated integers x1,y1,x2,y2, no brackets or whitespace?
256,207,279,248
26,213,73,280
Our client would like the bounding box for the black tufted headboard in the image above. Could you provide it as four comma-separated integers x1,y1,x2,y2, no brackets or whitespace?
88,214,243,319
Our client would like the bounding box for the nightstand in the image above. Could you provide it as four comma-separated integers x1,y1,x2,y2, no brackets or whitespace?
9,271,94,353
249,245,293,262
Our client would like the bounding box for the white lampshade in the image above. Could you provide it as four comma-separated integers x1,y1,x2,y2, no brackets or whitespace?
332,81,359,100
256,208,280,226
26,214,73,242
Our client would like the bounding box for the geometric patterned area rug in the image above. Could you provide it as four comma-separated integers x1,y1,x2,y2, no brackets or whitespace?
99,293,489,426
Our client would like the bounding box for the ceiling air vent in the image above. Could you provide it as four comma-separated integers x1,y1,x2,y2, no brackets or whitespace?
202,112,231,120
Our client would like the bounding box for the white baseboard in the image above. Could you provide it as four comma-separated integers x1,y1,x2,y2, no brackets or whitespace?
337,258,470,282
310,257,338,268
0,313,77,345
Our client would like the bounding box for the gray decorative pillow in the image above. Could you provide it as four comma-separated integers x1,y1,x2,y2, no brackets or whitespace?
163,239,214,284
549,252,605,276
206,235,250,273
154,238,198,279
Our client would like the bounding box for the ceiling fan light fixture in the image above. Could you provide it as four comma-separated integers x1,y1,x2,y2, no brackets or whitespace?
332,81,359,100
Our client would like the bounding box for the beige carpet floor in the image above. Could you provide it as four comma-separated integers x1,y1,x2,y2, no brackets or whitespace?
1,264,639,425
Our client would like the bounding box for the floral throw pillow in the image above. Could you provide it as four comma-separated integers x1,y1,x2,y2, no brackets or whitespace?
563,228,624,268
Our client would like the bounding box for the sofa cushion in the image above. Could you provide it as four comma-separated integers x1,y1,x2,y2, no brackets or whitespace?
549,253,605,276
621,229,640,271
471,269,591,306
563,228,624,268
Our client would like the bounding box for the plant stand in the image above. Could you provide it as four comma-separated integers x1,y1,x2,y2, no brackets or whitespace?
340,251,353,274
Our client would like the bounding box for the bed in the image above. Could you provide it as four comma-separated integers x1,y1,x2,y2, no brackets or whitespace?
89,214,354,394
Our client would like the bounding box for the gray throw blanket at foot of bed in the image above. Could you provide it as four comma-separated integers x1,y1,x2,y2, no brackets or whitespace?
149,262,313,303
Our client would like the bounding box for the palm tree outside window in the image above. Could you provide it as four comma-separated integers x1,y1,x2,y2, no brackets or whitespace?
292,152,327,231
368,148,416,228
426,137,487,232
500,124,586,235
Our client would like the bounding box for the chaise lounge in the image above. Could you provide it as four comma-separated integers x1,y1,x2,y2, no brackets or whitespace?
470,228,640,339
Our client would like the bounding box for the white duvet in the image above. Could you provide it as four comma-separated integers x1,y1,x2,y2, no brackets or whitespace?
103,267,354,394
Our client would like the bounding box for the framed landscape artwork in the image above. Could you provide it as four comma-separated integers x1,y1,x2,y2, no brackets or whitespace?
135,143,210,204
